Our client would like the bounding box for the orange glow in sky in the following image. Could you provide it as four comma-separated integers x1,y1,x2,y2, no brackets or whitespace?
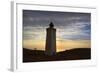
23,39,90,52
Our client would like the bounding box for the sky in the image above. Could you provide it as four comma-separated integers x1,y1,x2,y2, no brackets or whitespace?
23,10,91,52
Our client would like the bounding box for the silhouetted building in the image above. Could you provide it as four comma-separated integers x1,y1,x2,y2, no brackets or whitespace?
45,22,56,55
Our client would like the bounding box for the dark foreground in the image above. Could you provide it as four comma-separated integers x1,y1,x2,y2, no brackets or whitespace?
23,48,91,62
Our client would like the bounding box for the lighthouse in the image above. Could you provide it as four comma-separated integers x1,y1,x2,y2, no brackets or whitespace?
45,22,56,56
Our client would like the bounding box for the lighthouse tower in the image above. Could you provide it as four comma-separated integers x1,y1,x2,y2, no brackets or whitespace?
45,22,56,56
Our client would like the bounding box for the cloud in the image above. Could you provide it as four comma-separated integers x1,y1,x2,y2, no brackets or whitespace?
23,10,91,41
23,26,46,40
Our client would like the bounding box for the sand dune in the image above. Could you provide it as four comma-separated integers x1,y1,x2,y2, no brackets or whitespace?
23,48,91,62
